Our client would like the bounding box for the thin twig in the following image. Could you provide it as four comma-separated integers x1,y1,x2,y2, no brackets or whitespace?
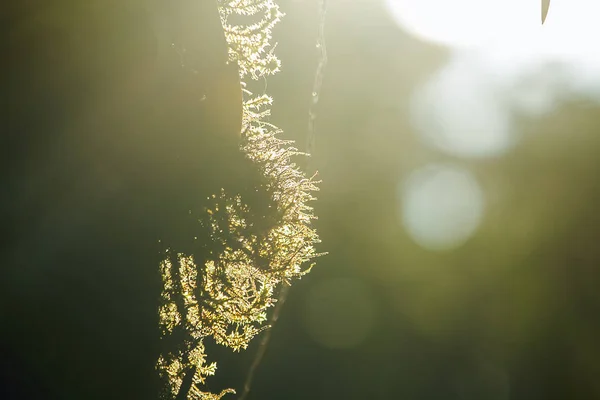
238,284,290,400
306,0,328,172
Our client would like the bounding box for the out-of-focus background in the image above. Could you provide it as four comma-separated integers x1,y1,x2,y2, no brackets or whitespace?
3,0,600,399
214,0,600,399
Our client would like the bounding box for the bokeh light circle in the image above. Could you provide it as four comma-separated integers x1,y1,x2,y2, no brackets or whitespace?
411,54,516,158
400,164,485,251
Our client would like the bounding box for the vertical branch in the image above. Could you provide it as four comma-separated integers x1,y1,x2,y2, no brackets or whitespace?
176,363,197,400
238,284,289,400
239,0,329,398
156,0,324,397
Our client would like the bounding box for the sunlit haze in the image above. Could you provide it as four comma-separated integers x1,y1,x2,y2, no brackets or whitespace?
384,0,600,249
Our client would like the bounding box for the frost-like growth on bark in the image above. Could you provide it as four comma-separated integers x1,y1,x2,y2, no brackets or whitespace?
157,1,322,398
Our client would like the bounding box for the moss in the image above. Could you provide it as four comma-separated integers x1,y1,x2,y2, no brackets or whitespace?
156,1,323,398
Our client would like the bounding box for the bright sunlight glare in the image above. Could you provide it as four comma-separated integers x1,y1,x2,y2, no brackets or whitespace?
391,0,600,158
385,0,600,52
384,0,540,50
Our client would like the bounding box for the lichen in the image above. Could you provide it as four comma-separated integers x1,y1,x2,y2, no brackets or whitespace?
156,1,323,398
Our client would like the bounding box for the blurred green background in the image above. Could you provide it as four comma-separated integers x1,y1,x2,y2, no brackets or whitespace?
3,0,600,399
